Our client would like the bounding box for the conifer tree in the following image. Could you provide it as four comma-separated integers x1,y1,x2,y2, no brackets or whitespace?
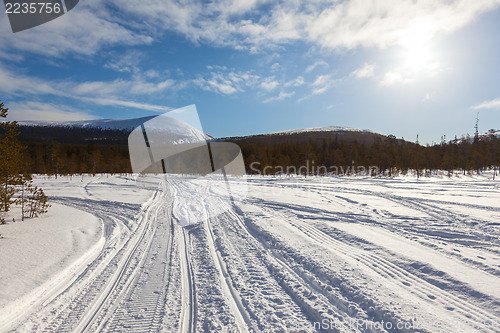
26,184,50,218
0,100,49,222
0,101,25,215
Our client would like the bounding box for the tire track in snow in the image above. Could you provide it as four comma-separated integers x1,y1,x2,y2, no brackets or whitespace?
205,180,344,331
217,199,369,333
309,185,500,277
177,227,197,333
100,189,175,332
254,183,500,278
283,217,500,332
204,214,254,332
31,196,147,333
247,182,500,331
74,191,164,332
186,179,258,332
168,178,197,333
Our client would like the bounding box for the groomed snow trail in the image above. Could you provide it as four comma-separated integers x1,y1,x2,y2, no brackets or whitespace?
1,174,499,332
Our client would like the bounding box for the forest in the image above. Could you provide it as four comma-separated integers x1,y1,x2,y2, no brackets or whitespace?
10,125,500,178
238,132,500,177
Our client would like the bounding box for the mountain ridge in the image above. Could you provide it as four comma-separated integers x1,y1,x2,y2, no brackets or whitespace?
18,116,157,131
19,116,382,145
18,116,499,145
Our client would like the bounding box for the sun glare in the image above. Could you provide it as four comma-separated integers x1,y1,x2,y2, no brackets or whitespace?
404,44,433,71
400,20,436,72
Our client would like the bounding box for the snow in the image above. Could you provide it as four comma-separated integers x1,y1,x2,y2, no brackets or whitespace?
329,221,500,299
0,173,499,332
269,125,375,135
450,129,500,143
18,116,375,136
20,112,213,142
216,125,377,141
18,116,157,131
0,203,103,330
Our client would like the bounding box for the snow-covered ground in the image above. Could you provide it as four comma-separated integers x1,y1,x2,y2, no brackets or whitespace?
0,173,499,332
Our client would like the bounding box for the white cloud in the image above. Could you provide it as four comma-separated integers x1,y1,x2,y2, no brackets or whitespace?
312,74,330,87
260,77,279,91
312,87,328,95
285,76,305,87
7,98,170,122
0,66,61,96
305,60,329,73
104,51,144,73
351,64,375,79
7,101,95,121
195,68,264,95
0,0,152,58
0,64,175,101
263,91,295,103
195,73,240,95
111,0,499,52
130,79,175,95
0,64,175,97
0,66,175,116
0,0,496,58
78,97,172,112
306,0,499,51
311,74,334,95
297,73,336,101
471,98,500,110
378,60,446,87
196,77,239,95
379,70,412,87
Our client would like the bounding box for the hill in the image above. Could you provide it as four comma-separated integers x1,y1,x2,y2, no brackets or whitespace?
450,129,500,144
221,125,387,147
18,116,157,131
17,115,211,145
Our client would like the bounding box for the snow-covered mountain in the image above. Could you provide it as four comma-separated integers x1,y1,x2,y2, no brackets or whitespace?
450,130,500,143
137,114,212,143
478,130,500,139
19,115,213,143
221,124,384,146
268,125,375,135
19,117,378,143
19,116,157,131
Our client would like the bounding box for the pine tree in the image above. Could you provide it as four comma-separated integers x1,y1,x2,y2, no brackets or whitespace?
474,112,480,144
0,101,25,214
26,185,50,218
0,100,49,222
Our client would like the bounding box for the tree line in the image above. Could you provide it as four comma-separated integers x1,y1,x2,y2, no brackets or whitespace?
5,110,499,179
16,131,500,178
237,133,500,177
25,141,131,176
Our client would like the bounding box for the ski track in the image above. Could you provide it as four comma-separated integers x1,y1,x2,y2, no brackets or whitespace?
243,177,500,331
3,175,499,333
291,218,498,330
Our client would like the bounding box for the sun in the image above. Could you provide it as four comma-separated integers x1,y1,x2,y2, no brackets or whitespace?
400,20,436,72
404,43,433,71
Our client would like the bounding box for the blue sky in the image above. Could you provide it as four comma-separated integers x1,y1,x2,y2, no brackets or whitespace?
0,0,499,144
